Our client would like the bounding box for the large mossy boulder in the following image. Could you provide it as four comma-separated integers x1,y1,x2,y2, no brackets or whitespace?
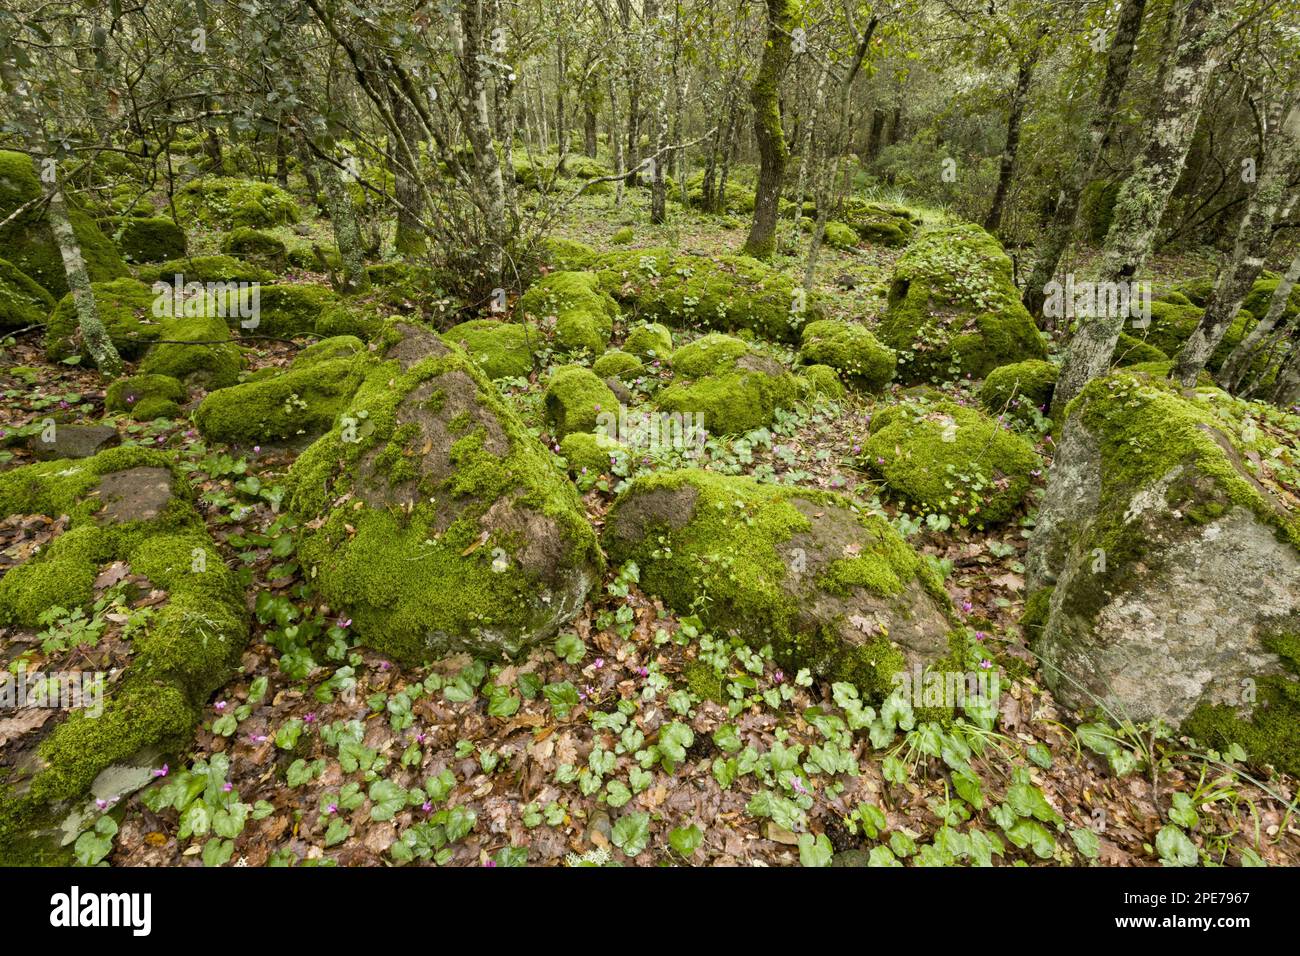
603,470,960,696
1241,274,1300,325
622,321,673,361
286,320,603,664
840,198,919,248
519,271,617,356
0,150,129,297
797,319,896,392
175,176,299,229
544,364,618,439
978,359,1058,424
1144,299,1254,374
865,397,1040,527
137,254,273,286
244,284,340,337
0,447,249,861
44,278,160,362
0,257,55,330
1025,371,1300,771
879,224,1047,382
139,312,244,389
442,319,540,381
106,373,187,420
114,216,187,263
220,226,288,272
592,248,820,344
656,333,798,436
195,346,367,446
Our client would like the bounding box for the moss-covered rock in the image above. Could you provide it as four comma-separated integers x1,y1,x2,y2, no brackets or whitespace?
978,359,1057,423
442,319,539,381
879,224,1047,383
44,278,160,362
220,227,288,271
139,312,244,389
294,334,365,368
0,150,129,297
623,321,673,361
797,364,846,400
610,226,635,245
604,470,959,696
519,271,617,356
0,257,55,330
245,284,340,337
175,176,299,229
114,216,186,263
822,221,859,250
592,248,820,344
285,321,603,664
1025,371,1300,771
544,364,618,439
105,373,187,420
656,333,799,436
1143,299,1254,374
539,236,598,271
560,430,628,477
0,448,248,858
797,319,896,392
592,349,644,381
316,301,384,340
840,198,918,247
194,350,367,446
1113,332,1168,366
1241,274,1300,325
137,254,273,286
865,397,1040,526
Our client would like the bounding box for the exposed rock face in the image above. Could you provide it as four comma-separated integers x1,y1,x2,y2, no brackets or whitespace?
28,424,120,461
1026,371,1300,764
603,469,959,696
288,321,603,665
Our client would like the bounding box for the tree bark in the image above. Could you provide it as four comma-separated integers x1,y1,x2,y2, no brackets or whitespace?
1173,99,1300,385
983,32,1044,234
48,173,122,376
310,142,371,294
1051,0,1226,417
390,89,426,257
1222,244,1300,391
742,0,797,260
1022,0,1148,318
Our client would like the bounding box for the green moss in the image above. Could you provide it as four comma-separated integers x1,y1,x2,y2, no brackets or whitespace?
879,224,1047,383
195,355,366,445
623,321,673,361
442,319,538,380
1113,332,1168,366
797,363,846,400
683,658,725,703
105,373,187,420
1143,300,1254,373
0,149,129,297
592,349,644,381
560,430,627,476
175,176,299,229
220,227,287,271
44,278,160,362
1172,275,1214,307
238,284,338,338
519,271,617,356
316,302,383,340
822,221,859,250
1078,180,1120,242
140,312,244,388
978,359,1058,423
539,237,598,271
137,254,274,285
592,248,820,344
294,335,365,368
839,198,918,247
1020,586,1054,643
685,171,755,214
798,319,896,391
285,326,603,665
114,216,186,263
544,364,618,439
1241,276,1299,325
656,334,798,436
0,256,55,330
603,469,953,697
611,226,635,245
865,398,1040,527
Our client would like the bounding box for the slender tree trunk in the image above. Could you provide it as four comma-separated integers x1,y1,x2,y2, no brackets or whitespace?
1270,337,1300,405
865,107,887,162
583,85,599,158
1173,99,1300,385
275,131,289,186
1222,245,1300,390
309,142,371,293
1022,0,1148,318
1051,0,1226,417
742,0,797,260
647,0,669,223
49,172,122,376
453,0,508,283
390,90,426,257
984,33,1043,234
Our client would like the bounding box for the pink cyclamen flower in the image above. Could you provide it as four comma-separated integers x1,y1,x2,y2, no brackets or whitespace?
338,617,352,629
980,659,993,670
484,860,496,867
96,798,109,810
594,658,604,669
153,764,169,778
223,782,233,793
304,712,316,723
974,631,986,642
638,667,648,678
422,801,433,813
773,670,785,684
253,445,261,453
215,700,227,711
249,734,267,743
327,803,338,814
379,660,391,671
960,600,973,614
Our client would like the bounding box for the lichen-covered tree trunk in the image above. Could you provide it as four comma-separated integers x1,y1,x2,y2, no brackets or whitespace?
983,35,1043,234
1222,245,1300,391
1270,336,1300,406
1023,0,1148,317
1051,0,1225,417
1173,99,1300,385
647,0,670,224
47,178,122,377
741,0,797,260
389,90,426,257
310,145,371,294
453,0,509,283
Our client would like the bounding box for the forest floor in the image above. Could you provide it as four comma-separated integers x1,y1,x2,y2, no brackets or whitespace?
2,187,1297,868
